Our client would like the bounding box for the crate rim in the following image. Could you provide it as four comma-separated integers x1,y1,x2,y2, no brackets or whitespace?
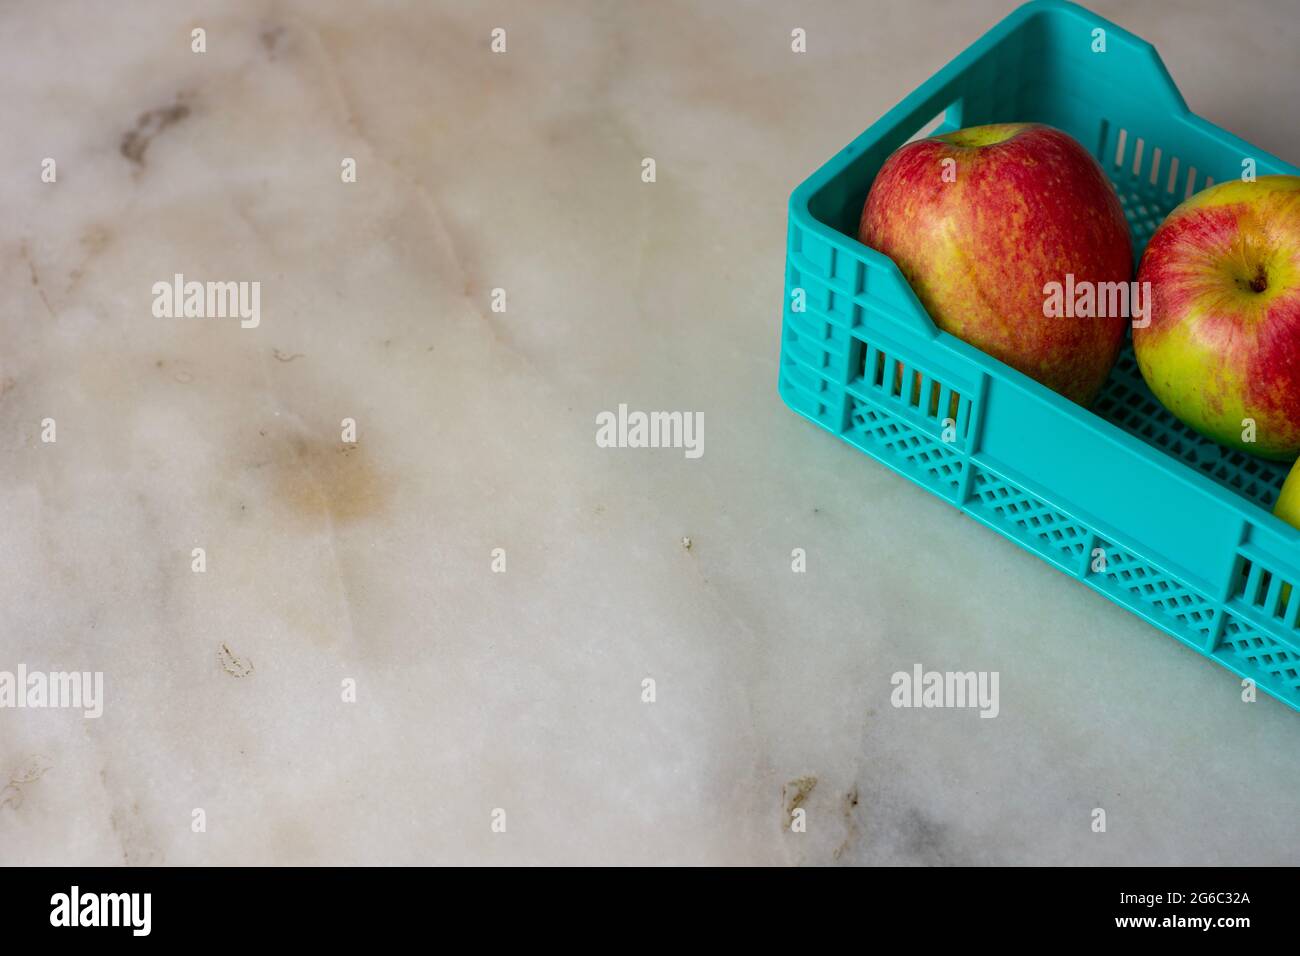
784,0,1300,546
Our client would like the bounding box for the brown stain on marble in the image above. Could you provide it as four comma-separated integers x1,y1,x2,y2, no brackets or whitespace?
260,23,288,59
256,430,389,526
67,224,114,292
218,642,254,678
782,775,817,828
80,223,113,255
833,786,863,861
120,101,190,166
100,767,163,865
19,241,54,317
0,755,53,812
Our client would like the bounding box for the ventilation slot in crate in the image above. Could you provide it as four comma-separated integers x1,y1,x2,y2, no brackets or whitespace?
1231,556,1300,628
847,399,965,499
1090,542,1218,643
966,469,1090,568
1217,615,1300,693
850,340,968,437
1101,122,1209,251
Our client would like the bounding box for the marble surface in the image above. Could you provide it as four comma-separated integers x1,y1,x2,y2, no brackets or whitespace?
2,0,1298,866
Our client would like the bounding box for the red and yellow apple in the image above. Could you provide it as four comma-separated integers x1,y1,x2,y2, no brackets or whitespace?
1134,175,1300,459
860,122,1133,405
1276,459,1300,529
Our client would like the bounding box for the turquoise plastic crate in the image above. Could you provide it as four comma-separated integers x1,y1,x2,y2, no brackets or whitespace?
779,0,1300,711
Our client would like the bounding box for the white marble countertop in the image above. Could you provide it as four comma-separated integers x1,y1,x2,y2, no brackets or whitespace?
2,0,1298,865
